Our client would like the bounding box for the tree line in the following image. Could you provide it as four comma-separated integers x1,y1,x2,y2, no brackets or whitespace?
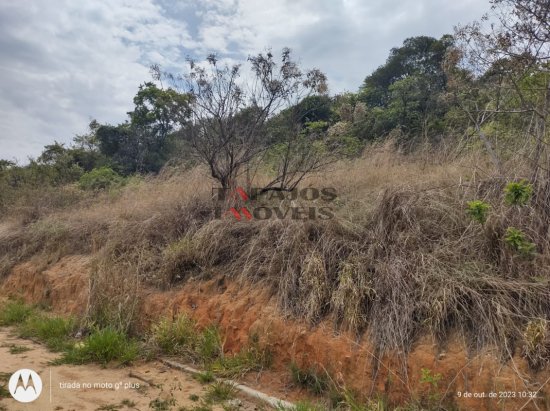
1,0,548,200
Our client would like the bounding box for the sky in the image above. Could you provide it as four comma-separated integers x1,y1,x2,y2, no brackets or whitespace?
0,0,491,162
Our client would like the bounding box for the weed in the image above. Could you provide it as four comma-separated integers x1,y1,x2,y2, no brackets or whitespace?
0,372,11,398
419,368,442,408
121,399,137,408
195,370,215,384
60,328,138,365
196,325,222,363
149,397,176,411
290,362,329,395
210,336,272,377
504,180,532,206
504,227,536,257
6,344,31,354
466,200,490,224
189,394,200,402
0,300,34,325
19,314,75,351
152,314,199,357
204,381,237,403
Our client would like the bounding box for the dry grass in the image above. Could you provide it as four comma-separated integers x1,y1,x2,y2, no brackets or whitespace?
1,142,549,367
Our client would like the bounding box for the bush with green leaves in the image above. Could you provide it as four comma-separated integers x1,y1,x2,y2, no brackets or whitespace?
504,227,536,257
466,200,490,224
78,166,123,191
504,180,533,206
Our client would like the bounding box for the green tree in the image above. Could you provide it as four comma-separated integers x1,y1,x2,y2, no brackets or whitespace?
95,83,191,174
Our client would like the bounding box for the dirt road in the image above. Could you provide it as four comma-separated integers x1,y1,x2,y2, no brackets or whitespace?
0,329,261,411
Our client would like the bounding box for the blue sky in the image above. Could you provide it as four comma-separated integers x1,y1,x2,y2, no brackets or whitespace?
0,0,490,161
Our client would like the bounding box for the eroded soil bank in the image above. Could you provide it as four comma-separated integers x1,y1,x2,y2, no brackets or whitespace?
2,255,549,411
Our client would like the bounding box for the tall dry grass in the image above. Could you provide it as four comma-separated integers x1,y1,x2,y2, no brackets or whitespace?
1,142,549,367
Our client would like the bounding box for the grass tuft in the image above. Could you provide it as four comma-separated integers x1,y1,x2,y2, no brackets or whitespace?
0,300,34,325
204,381,237,403
19,314,75,351
60,327,139,365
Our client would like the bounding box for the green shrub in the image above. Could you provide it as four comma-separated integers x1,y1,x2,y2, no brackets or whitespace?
0,300,34,326
504,227,536,257
61,328,138,365
504,180,533,206
78,167,123,191
466,200,490,224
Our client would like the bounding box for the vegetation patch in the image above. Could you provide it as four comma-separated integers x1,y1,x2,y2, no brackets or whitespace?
0,300,34,325
60,327,139,366
290,363,330,395
18,314,75,351
204,381,237,403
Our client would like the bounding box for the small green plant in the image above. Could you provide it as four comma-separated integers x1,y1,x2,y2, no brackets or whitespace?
420,368,441,388
504,227,536,257
121,399,136,407
466,200,490,224
210,337,272,378
79,167,124,191
189,394,200,402
504,180,533,206
19,314,75,351
151,314,199,356
149,397,177,411
204,381,237,403
96,404,122,411
60,328,138,365
0,300,34,325
419,368,442,408
289,362,329,395
197,325,222,363
0,372,11,398
195,370,215,384
7,344,31,354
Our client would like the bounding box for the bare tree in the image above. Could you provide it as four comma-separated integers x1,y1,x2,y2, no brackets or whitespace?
165,49,329,190
452,0,550,178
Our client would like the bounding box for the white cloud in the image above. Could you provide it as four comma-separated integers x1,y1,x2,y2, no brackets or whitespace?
0,0,191,161
0,0,491,161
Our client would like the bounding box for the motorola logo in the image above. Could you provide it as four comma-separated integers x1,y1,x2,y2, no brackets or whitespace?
8,369,42,403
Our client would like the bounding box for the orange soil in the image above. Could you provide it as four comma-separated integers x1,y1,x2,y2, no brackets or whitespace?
2,255,549,411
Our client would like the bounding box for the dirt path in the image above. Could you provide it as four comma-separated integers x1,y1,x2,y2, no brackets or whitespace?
0,329,262,411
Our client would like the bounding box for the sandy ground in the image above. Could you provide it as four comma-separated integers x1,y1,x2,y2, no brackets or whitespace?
0,329,262,411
